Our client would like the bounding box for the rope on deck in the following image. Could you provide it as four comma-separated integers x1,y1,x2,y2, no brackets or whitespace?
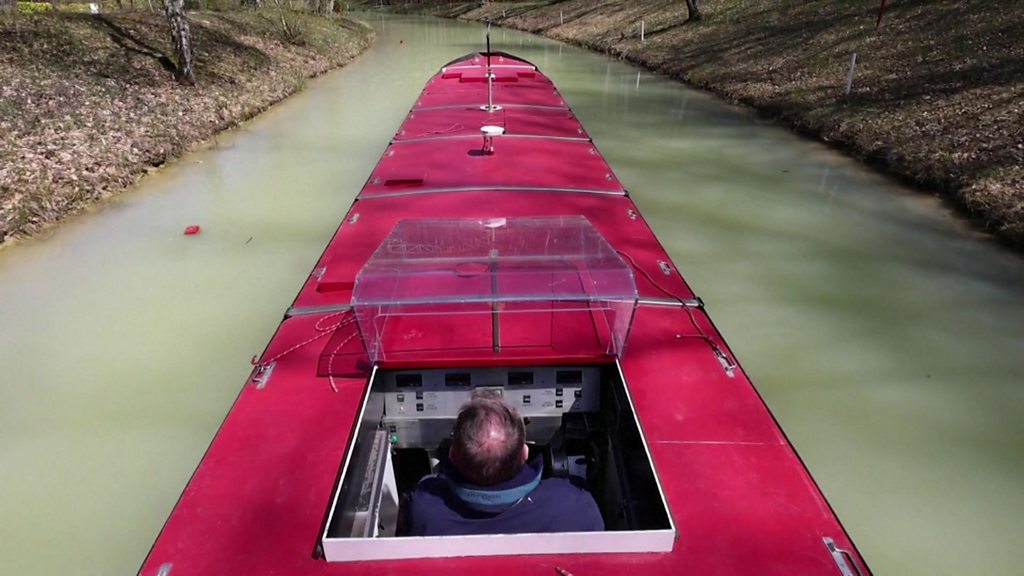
251,310,359,392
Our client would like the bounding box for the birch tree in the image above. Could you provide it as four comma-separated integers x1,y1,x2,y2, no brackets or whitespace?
163,0,196,86
309,0,334,16
318,0,335,17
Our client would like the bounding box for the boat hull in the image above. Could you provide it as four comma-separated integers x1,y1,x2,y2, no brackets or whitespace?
140,52,870,576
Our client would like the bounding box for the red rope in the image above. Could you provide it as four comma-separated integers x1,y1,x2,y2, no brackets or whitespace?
252,311,355,368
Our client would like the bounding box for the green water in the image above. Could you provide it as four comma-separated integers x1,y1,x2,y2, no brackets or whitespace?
1,14,1021,576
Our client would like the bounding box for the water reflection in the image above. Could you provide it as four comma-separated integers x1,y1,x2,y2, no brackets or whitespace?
0,13,1022,576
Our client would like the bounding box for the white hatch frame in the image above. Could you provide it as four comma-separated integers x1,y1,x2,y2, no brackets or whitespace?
319,361,676,562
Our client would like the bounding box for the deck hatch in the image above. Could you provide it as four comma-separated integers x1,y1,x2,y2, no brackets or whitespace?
350,216,638,367
320,363,675,562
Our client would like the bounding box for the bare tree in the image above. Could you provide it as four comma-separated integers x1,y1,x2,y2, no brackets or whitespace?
163,0,196,85
317,0,335,17
306,0,333,16
685,0,702,22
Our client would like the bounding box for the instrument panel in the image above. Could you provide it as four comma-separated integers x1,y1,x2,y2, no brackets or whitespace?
380,366,602,448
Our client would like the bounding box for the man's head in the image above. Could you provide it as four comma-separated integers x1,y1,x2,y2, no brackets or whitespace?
449,390,528,486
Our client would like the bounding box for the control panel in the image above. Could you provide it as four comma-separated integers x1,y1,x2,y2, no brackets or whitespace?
382,366,601,417
380,366,602,448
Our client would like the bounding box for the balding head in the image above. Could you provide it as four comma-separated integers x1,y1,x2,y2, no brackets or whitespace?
449,390,527,486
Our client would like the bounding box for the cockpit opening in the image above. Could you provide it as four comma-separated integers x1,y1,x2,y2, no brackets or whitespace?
320,364,675,562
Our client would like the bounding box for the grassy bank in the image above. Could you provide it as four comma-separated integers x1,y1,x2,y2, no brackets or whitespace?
362,0,1023,248
0,9,373,246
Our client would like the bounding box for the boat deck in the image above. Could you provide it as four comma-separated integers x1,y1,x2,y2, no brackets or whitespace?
140,53,869,576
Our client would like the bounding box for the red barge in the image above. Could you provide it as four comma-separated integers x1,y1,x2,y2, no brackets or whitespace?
140,50,871,576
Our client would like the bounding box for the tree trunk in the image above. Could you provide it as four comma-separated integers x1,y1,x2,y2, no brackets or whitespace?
163,0,196,85
317,0,334,16
685,0,702,22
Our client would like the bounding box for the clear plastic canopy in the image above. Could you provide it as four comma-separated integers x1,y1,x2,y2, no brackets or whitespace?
351,216,638,365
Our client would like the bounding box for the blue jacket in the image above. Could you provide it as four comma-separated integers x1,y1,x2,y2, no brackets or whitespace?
406,455,605,536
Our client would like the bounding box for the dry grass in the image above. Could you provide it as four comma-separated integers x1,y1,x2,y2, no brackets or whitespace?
0,10,373,245
359,0,1024,247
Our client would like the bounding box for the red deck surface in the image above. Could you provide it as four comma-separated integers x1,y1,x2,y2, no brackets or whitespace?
140,53,870,575
359,139,623,196
394,107,588,141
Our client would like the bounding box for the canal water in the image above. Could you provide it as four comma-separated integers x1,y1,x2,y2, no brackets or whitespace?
1,14,1021,576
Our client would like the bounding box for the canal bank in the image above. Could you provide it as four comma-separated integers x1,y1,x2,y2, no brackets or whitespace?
0,10,373,246
359,0,1024,249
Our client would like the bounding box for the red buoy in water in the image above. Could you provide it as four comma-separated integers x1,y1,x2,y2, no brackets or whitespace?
184,225,201,235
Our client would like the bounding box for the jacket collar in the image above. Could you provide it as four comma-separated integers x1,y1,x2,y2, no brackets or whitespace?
443,454,544,513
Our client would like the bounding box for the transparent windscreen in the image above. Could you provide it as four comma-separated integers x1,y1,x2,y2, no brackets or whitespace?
351,217,638,364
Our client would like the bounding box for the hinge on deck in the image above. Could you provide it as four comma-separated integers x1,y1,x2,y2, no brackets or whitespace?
823,537,862,576
156,563,172,576
251,361,276,390
657,260,673,275
713,347,736,378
